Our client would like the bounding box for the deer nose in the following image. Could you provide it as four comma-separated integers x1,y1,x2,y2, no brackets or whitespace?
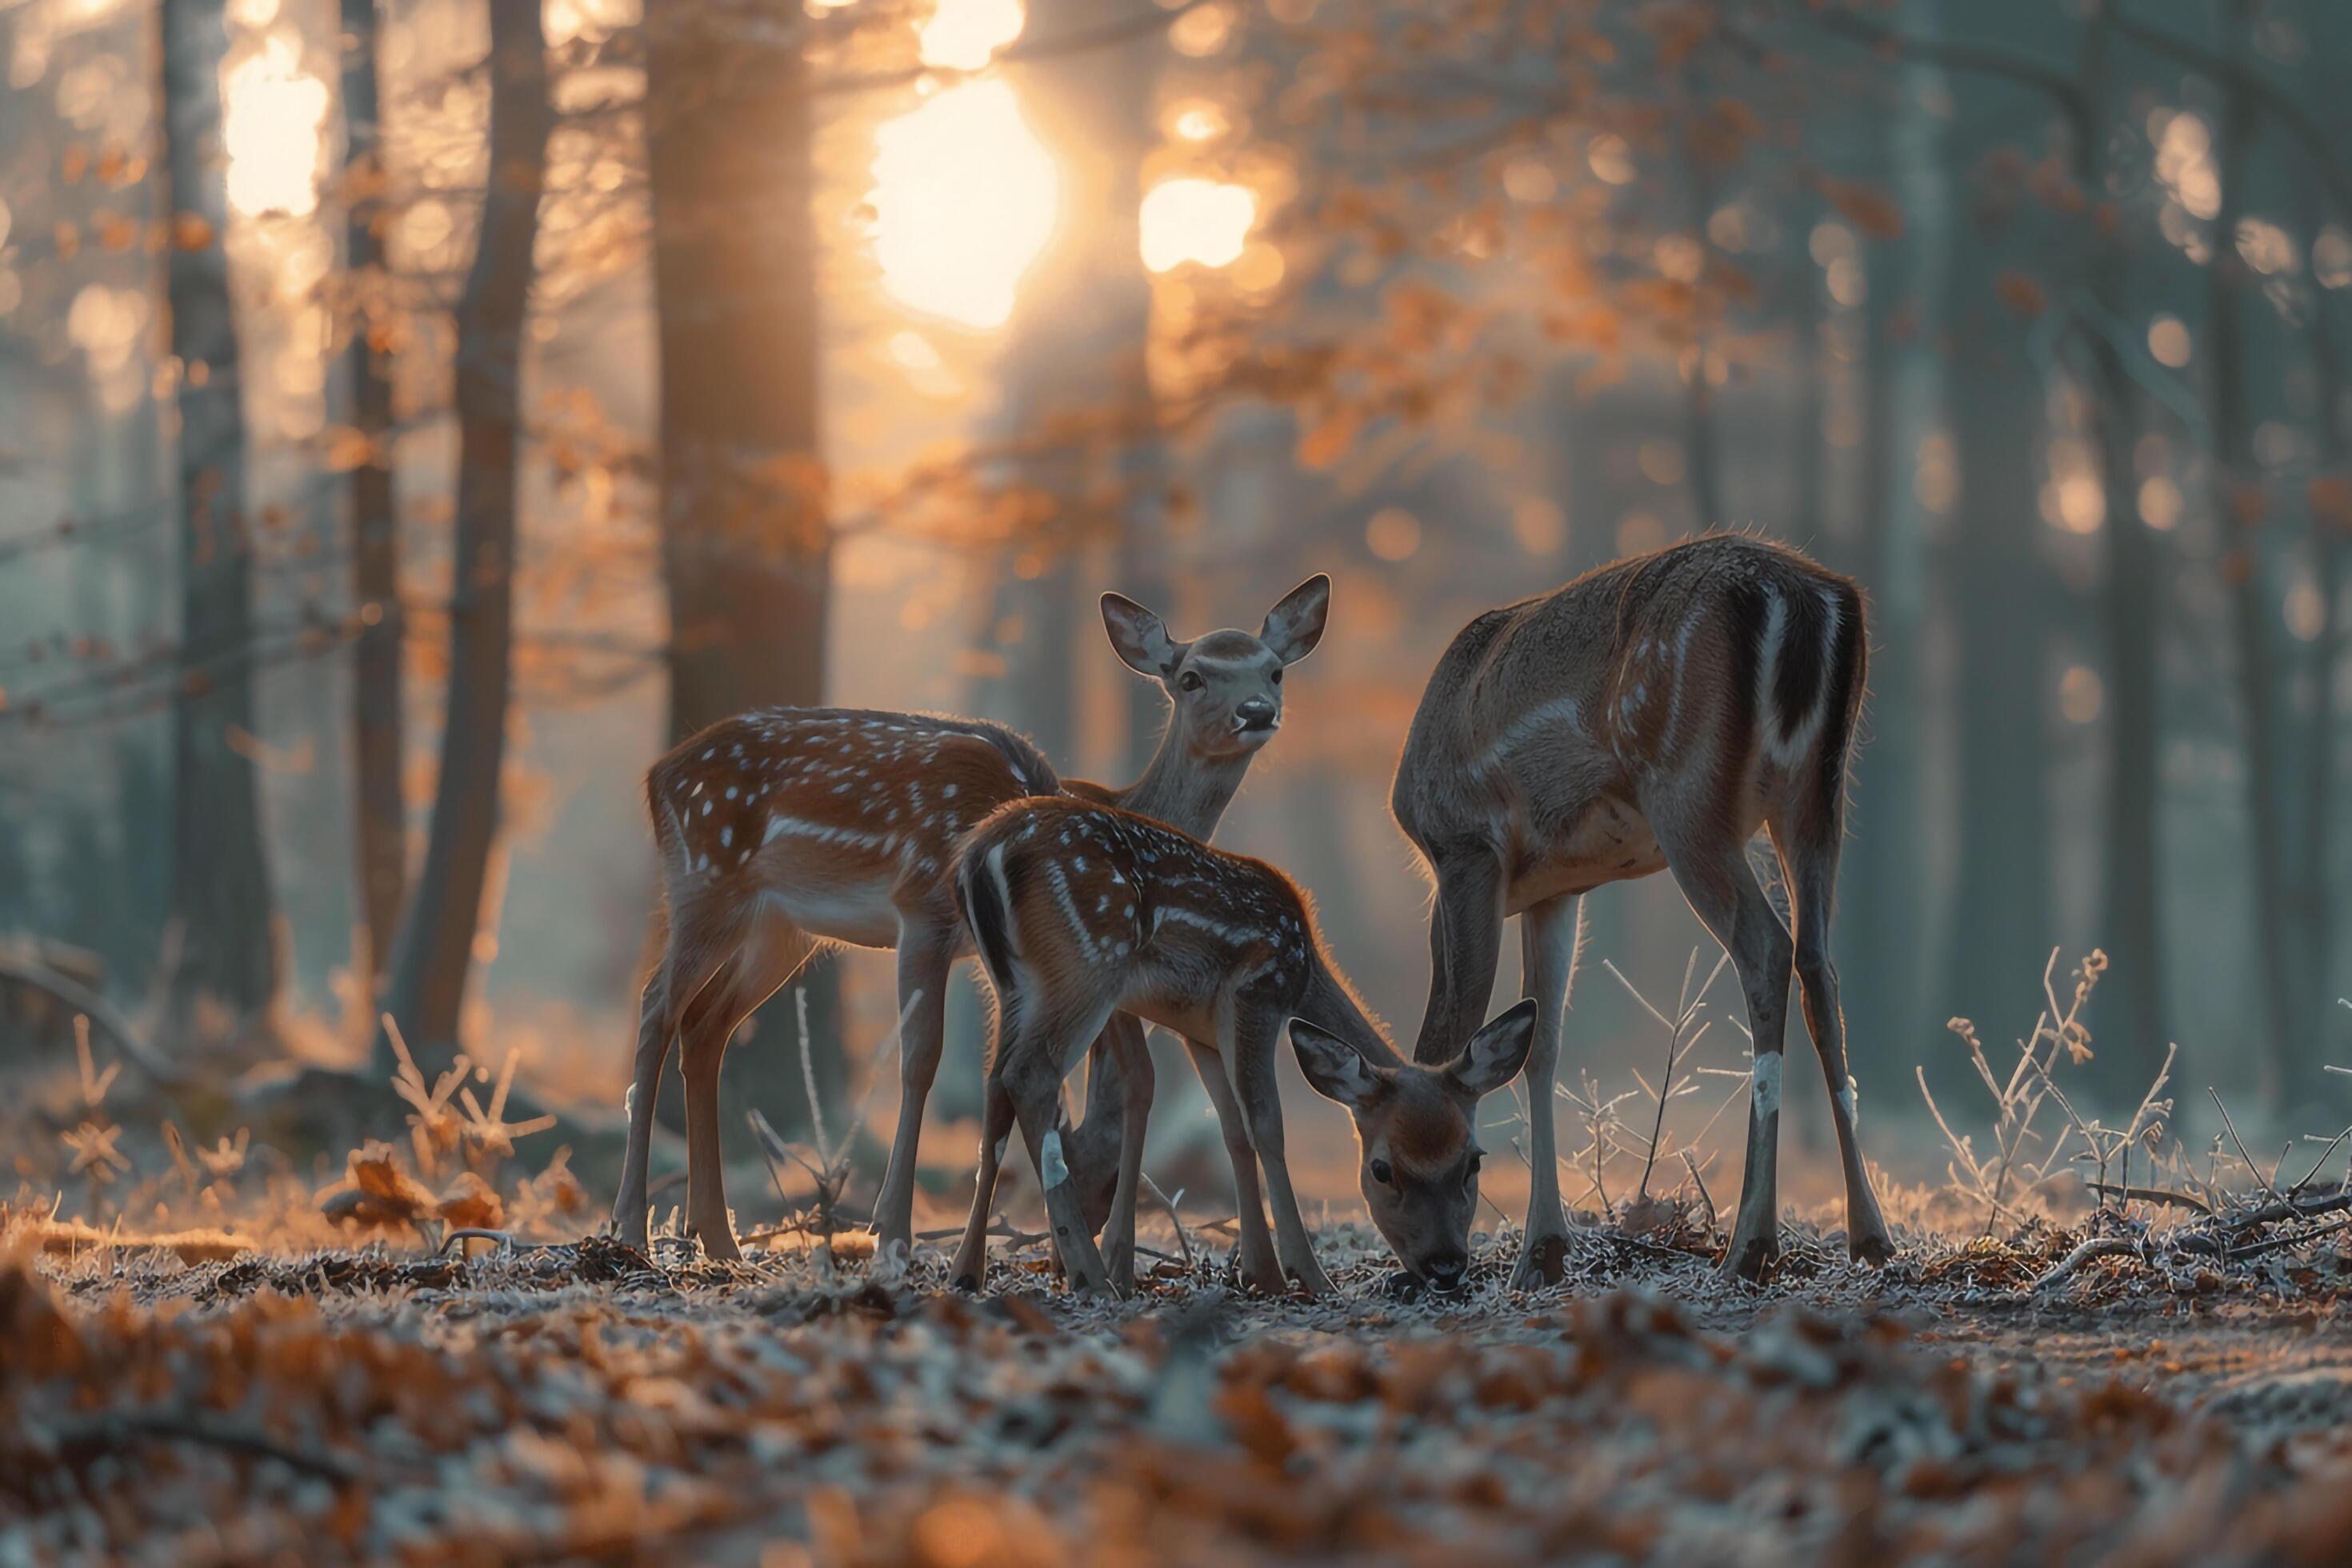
1234,698,1278,733
1423,1253,1468,1293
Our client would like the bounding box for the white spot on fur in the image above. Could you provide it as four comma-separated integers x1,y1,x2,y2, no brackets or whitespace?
1040,1129,1070,1190
1835,1076,1858,1130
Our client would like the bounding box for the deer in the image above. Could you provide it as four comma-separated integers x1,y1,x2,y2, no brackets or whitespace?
1390,533,1894,1286
609,576,1332,1270
949,794,1539,1298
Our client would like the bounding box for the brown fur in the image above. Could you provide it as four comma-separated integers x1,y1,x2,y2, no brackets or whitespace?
1391,534,1891,1286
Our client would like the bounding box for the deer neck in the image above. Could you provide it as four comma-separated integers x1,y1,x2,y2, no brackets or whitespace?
1300,953,1404,1070
1110,722,1254,838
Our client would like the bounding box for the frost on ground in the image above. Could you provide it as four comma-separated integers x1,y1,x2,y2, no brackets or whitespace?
10,954,2352,1561
9,1215,2352,1566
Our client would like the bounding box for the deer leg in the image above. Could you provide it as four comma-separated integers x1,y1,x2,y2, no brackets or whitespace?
1414,846,1506,1066
870,917,958,1260
1006,1008,1117,1296
1771,813,1894,1266
1511,894,1581,1289
1186,1037,1284,1294
675,909,825,1265
1064,1020,1135,1238
1658,830,1795,1283
1231,1012,1336,1298
628,894,748,1255
950,1072,1018,1292
678,974,742,1262
1091,1013,1154,1294
610,966,668,1249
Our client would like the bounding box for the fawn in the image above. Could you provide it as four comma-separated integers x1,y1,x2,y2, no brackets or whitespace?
950,794,1538,1297
1391,534,1894,1284
610,578,1330,1263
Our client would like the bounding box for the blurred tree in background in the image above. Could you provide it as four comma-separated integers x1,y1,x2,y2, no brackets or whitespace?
1,0,2349,1206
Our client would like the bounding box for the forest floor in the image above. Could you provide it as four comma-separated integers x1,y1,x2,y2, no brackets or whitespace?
10,1207,2352,1566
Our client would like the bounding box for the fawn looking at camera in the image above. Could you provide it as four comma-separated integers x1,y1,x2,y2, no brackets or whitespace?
610,578,1330,1267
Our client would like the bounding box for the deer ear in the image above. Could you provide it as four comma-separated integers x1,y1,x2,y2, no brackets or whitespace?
1446,998,1538,1098
1259,574,1330,666
1102,592,1182,678
1290,1018,1386,1111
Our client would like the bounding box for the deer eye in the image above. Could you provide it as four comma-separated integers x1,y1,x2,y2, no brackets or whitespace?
1369,1158,1394,1187
1270,667,1282,685
1178,670,1205,692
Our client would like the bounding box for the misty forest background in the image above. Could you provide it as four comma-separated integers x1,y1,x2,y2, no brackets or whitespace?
2,0,2348,1205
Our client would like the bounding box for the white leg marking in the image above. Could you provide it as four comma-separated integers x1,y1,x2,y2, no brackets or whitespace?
1040,1128,1070,1190
1835,1075,1858,1130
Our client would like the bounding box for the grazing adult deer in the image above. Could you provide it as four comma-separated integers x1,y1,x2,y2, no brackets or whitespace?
610,577,1331,1263
1391,534,1893,1285
950,795,1538,1298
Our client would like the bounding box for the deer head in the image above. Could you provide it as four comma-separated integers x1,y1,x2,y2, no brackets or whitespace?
1101,574,1330,761
1290,999,1538,1292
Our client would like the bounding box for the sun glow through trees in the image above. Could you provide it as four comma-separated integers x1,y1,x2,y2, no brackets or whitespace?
870,0,1058,332
918,0,1024,70
222,32,329,218
1138,177,1256,272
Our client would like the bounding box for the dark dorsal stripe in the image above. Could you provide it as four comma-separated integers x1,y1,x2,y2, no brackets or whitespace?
1815,581,1867,816
1720,578,1771,769
1772,580,1832,748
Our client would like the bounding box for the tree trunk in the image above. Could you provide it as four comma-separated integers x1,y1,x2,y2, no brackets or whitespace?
160,0,280,1045
2205,2,2298,1104
1839,18,1942,1090
2297,210,2347,1083
342,0,405,1000
373,0,549,1073
2078,15,2166,1093
1937,130,2054,1085
646,4,842,1134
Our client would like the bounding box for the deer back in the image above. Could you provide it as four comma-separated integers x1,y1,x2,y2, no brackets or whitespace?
957,798,1317,1041
1394,535,1866,870
648,709,1059,939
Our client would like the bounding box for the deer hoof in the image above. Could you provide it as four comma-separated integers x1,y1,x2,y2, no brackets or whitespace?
1718,1230,1778,1283
1102,1243,1136,1296
1849,1227,1894,1268
869,1239,912,1283
1226,1249,1286,1298
1510,1230,1570,1291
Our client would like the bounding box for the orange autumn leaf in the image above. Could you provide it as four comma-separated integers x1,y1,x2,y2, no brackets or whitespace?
322,426,375,473
2309,474,2352,533
1994,270,2047,318
2230,482,2268,530
437,1171,505,1231
1822,177,1905,242
1297,408,1360,470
